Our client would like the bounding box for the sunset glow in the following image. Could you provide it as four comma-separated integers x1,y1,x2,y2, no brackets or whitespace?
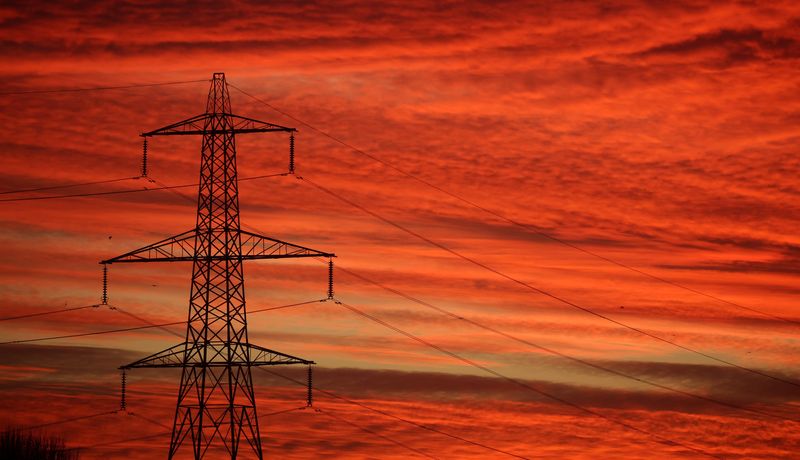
1,1,799,458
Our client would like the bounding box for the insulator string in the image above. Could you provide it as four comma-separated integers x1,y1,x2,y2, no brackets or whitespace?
307,365,313,407
289,132,295,174
101,264,108,305
327,258,334,300
120,369,127,411
141,138,148,178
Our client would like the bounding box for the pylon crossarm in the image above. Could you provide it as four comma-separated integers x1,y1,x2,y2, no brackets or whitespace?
101,229,197,264
240,230,335,259
248,343,315,366
101,229,334,264
120,343,187,369
120,343,313,369
141,113,207,137
228,113,295,134
142,113,295,137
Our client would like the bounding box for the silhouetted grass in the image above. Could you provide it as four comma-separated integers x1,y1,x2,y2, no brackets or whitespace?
0,426,79,460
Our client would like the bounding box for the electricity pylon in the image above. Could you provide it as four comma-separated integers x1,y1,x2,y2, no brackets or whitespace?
101,73,334,459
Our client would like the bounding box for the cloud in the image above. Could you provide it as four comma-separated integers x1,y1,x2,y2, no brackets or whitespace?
1,0,800,457
1,344,797,458
633,28,800,67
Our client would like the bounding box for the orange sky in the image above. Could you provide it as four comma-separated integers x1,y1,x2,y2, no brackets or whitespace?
1,1,799,458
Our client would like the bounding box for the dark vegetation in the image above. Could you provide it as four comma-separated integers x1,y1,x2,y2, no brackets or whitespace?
0,427,79,460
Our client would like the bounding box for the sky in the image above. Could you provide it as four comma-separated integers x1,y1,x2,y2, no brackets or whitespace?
0,0,799,458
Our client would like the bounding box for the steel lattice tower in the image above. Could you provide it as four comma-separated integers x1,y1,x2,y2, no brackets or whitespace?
101,73,334,459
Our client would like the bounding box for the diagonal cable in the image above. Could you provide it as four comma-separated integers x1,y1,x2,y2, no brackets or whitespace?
22,410,119,431
155,156,798,422
333,263,800,423
0,172,288,203
0,176,140,195
0,304,100,322
0,299,326,345
336,299,721,460
299,175,800,391
227,82,798,327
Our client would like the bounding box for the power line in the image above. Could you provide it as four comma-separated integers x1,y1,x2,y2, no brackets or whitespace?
146,176,331,268
228,82,798,327
299,175,800,391
139,90,795,421
0,176,139,195
250,300,328,314
147,177,198,205
5,81,782,456
155,163,797,418
148,176,307,243
0,180,199,203
0,79,209,96
332,264,800,423
0,320,186,345
0,172,288,203
259,367,530,460
76,431,170,450
257,405,309,419
336,299,721,460
0,303,100,322
316,407,438,459
126,411,172,430
6,241,524,457
0,299,325,345
151,176,796,423
110,305,183,339
22,410,119,431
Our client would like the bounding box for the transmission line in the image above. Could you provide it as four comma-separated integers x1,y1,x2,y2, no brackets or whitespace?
94,276,739,458
76,431,170,450
0,173,288,202
146,175,325,260
228,82,797,327
22,410,119,431
0,321,185,345
336,300,721,460
0,299,325,345
332,263,799,423
0,181,199,202
110,305,183,339
127,411,172,430
144,172,800,400
147,177,198,205
2,260,524,457
300,175,800,391
0,79,208,96
0,176,139,195
150,175,795,422
0,172,288,203
0,303,101,322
